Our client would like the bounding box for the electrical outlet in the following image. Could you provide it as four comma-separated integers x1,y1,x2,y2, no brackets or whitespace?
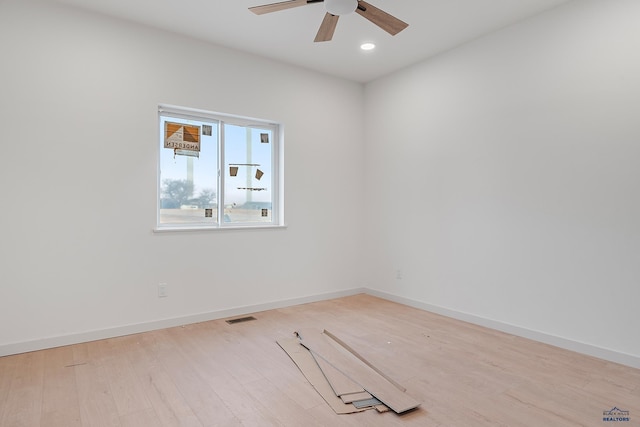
158,282,168,298
396,269,403,280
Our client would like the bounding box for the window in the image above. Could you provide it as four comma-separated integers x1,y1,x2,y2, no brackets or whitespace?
157,105,283,230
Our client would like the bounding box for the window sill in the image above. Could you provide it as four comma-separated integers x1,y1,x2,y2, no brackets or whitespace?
153,224,288,233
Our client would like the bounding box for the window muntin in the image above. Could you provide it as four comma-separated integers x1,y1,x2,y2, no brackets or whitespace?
157,106,281,230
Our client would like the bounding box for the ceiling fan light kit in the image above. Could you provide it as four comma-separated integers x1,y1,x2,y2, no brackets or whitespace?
325,0,357,15
249,0,408,42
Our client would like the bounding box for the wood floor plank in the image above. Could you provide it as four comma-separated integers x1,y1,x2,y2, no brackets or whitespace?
74,349,122,427
40,345,82,427
0,351,45,427
0,352,17,422
156,329,241,427
119,408,162,427
98,338,153,417
125,331,204,427
163,325,280,426
242,376,327,427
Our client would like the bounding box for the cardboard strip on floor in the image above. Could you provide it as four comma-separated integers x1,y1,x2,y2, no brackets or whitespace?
323,329,407,392
311,350,367,396
276,337,369,415
297,329,421,414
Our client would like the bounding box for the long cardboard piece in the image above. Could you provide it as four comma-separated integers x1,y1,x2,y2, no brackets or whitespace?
276,338,368,415
323,329,406,392
311,351,366,396
297,329,421,414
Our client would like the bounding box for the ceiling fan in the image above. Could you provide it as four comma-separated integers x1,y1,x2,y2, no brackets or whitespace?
249,0,408,42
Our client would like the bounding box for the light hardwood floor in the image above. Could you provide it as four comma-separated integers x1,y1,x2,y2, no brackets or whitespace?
0,294,638,426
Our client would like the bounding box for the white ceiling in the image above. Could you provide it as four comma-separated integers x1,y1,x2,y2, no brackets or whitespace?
50,0,572,83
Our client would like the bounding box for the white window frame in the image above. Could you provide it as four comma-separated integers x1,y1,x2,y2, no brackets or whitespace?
155,104,284,231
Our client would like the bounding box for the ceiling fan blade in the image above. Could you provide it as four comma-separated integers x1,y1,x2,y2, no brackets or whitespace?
314,13,339,42
249,0,323,15
355,1,408,35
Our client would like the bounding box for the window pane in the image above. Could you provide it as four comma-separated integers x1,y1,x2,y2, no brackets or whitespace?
224,124,273,224
159,116,218,226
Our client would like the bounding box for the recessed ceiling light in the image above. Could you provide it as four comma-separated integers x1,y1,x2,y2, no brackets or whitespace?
360,43,376,51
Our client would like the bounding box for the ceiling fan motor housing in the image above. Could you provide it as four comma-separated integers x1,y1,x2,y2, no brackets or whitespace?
325,0,358,16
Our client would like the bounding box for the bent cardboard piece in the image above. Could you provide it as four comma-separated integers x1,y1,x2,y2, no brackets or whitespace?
311,351,366,396
297,329,421,414
276,338,368,415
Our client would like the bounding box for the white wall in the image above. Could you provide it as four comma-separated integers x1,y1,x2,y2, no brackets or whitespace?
2,0,638,368
0,0,365,353
364,0,640,363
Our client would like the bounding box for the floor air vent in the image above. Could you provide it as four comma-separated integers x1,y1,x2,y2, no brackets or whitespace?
225,316,257,325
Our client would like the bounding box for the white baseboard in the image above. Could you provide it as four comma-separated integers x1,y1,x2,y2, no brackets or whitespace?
3,286,639,370
365,288,640,370
0,287,367,357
